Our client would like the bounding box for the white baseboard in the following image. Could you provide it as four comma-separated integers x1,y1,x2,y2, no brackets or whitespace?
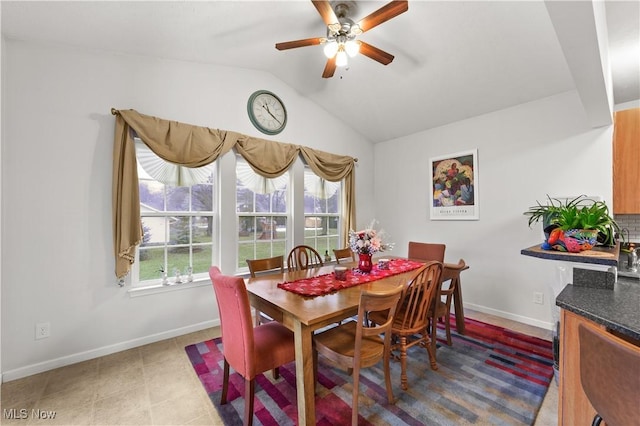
463,303,554,331
1,319,219,383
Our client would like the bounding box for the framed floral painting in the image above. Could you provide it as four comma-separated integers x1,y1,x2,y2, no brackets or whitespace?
429,149,479,220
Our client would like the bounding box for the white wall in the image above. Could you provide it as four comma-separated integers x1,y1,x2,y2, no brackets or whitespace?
0,40,375,380
374,91,614,328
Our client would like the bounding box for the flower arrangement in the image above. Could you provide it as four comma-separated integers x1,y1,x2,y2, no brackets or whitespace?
349,220,394,255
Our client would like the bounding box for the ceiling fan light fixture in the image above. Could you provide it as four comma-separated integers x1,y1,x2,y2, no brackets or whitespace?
345,39,360,57
336,48,348,67
323,40,339,58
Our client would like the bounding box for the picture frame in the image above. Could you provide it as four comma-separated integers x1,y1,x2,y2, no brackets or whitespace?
429,148,479,220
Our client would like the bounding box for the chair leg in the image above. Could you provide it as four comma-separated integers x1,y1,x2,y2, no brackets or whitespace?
430,318,438,356
244,378,255,426
272,367,280,380
445,310,452,346
400,336,408,391
424,332,439,371
383,345,395,404
221,359,230,404
351,364,360,426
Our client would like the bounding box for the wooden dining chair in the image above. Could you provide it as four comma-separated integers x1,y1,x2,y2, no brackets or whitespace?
333,247,355,264
313,285,404,426
429,259,466,353
369,261,443,390
246,255,284,326
209,266,295,426
246,255,284,277
407,241,446,262
287,245,324,272
578,321,640,426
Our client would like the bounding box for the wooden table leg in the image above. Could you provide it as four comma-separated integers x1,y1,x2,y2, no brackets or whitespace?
293,320,315,425
452,276,465,334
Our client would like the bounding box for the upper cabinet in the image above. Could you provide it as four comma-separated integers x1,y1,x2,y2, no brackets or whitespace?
613,108,640,214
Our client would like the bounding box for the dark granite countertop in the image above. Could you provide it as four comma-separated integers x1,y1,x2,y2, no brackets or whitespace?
556,276,640,341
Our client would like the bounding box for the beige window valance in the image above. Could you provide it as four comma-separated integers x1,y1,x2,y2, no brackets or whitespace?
112,108,356,279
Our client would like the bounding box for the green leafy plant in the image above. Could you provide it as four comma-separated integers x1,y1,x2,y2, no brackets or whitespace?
524,195,621,247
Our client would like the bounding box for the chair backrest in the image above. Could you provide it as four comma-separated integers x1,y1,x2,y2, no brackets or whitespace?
287,245,324,272
333,247,355,264
354,285,404,354
408,241,446,263
395,261,443,333
209,266,256,378
246,255,284,278
579,322,640,426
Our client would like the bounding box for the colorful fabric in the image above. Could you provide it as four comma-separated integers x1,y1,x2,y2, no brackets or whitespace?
185,316,554,425
277,258,424,297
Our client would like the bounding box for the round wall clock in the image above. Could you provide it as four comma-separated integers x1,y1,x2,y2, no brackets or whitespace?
247,90,287,135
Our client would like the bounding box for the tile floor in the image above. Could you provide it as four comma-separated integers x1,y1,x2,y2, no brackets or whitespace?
1,309,557,425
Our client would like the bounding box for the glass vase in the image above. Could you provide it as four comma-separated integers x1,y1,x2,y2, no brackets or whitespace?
358,253,373,273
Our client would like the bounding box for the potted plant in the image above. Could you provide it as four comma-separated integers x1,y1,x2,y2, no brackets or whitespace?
524,195,621,252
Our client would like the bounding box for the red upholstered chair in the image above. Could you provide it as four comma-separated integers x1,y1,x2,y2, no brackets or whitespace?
407,241,446,262
209,266,295,426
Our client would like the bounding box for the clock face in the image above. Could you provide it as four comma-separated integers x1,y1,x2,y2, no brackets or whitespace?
247,90,287,135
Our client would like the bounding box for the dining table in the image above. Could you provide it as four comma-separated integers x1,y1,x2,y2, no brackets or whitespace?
246,258,424,425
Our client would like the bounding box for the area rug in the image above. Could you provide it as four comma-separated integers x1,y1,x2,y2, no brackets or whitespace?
184,316,554,425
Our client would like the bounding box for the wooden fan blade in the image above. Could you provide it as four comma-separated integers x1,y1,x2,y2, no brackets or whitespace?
357,0,408,33
359,41,395,65
312,0,339,27
322,56,337,78
276,37,324,50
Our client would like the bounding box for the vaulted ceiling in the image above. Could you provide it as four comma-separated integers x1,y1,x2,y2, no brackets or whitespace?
2,1,638,143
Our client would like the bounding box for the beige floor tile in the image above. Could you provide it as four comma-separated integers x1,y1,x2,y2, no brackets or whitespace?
145,362,200,405
96,365,145,400
1,371,50,407
150,389,211,425
93,385,151,425
98,348,143,376
41,369,99,399
139,339,181,366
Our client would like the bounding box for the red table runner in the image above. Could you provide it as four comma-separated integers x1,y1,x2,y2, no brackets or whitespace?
277,258,424,297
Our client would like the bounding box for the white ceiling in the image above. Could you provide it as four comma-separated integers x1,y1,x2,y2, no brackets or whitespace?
2,1,639,143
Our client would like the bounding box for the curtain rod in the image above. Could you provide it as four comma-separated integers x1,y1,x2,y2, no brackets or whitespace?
110,107,357,162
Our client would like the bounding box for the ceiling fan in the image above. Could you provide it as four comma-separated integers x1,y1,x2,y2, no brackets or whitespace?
275,0,409,78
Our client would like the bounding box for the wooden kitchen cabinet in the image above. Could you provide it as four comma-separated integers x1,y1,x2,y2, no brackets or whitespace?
613,107,640,214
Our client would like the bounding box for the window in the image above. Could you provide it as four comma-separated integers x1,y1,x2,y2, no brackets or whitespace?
303,166,342,257
236,155,289,270
135,140,216,286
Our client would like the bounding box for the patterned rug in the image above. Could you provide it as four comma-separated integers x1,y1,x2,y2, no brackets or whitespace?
184,316,554,425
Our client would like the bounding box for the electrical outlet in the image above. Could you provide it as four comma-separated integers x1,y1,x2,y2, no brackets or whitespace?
35,322,50,340
533,292,544,305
